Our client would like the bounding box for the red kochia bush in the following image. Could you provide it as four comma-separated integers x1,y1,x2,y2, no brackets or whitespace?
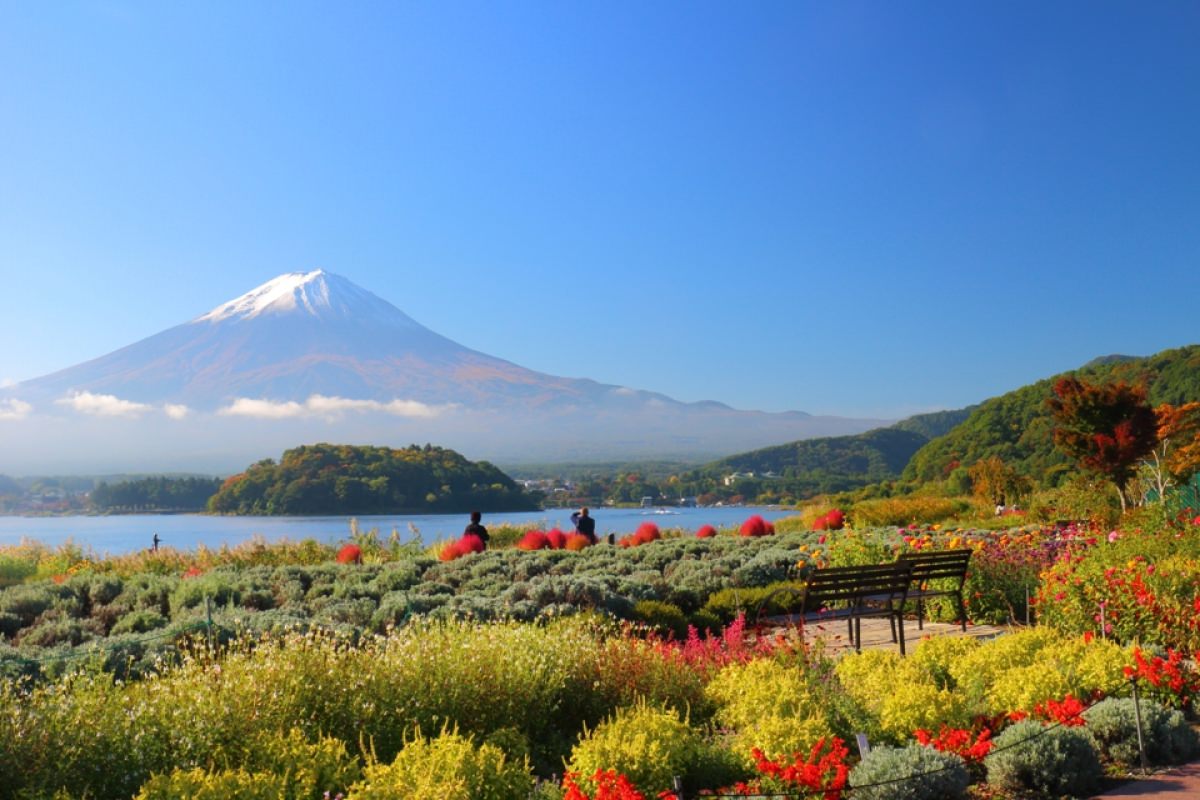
335,544,363,564
459,534,486,554
565,533,592,551
740,515,773,537
813,509,845,531
438,534,486,561
517,530,550,551
696,524,718,538
618,522,662,548
546,528,568,549
634,522,661,544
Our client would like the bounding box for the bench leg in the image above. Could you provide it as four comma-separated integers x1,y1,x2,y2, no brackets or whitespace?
854,616,862,652
896,613,906,656
917,597,924,630
957,594,967,632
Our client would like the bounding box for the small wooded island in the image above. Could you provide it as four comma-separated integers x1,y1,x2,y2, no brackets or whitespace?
206,443,537,515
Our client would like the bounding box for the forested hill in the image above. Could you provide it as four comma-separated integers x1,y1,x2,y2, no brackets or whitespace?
903,344,1200,485
681,407,974,498
207,443,537,515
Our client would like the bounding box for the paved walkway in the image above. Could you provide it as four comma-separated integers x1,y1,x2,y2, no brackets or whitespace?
768,614,1010,655
1091,763,1200,798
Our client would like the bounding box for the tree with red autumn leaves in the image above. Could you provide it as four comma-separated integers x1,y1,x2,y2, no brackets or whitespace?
1046,377,1158,510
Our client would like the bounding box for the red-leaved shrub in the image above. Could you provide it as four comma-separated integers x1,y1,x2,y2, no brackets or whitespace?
633,522,660,544
813,509,845,531
438,541,462,562
696,524,718,538
335,544,363,564
740,515,772,537
565,533,592,551
517,530,549,551
546,528,568,549
459,534,486,554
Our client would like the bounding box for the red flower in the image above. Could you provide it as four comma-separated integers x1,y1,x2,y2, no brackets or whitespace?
562,770,648,800
744,739,849,799
915,724,994,762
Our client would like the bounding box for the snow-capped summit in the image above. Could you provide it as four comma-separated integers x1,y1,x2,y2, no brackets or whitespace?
8,270,889,468
197,269,419,329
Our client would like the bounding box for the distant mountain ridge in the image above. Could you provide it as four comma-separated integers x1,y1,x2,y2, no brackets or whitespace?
685,407,976,496
0,270,891,471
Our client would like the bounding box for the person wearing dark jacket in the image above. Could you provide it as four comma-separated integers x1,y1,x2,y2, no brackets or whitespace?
464,510,490,548
570,507,596,544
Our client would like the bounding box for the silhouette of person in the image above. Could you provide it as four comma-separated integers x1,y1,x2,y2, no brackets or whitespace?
464,510,489,548
571,507,597,544
152,533,160,552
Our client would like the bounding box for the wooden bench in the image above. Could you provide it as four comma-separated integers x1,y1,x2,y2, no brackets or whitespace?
898,548,972,632
757,561,915,654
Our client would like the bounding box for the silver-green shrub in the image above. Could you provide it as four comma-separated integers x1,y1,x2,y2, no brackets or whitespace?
984,719,1102,798
1083,696,1200,767
848,744,969,800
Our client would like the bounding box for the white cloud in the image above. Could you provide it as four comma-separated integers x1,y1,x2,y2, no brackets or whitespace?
57,391,153,418
218,398,307,419
163,403,191,420
0,398,32,421
0,378,16,389
219,394,450,420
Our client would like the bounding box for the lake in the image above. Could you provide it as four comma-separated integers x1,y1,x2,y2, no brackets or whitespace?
0,506,795,556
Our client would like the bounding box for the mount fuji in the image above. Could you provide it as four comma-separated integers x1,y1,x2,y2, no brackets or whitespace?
2,271,890,472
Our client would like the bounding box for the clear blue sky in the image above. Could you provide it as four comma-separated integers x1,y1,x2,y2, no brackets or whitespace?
1,2,1197,419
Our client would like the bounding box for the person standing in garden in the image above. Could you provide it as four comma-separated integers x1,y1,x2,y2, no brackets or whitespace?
571,507,596,544
464,510,490,549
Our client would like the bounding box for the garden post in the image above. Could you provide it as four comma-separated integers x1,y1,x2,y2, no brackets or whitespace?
1130,677,1149,771
672,775,685,800
205,594,214,652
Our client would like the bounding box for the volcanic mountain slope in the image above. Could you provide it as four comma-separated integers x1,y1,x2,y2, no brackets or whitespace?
19,271,610,409
3,270,890,469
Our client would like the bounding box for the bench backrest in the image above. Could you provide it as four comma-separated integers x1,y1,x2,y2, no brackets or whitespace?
803,562,913,610
897,549,972,586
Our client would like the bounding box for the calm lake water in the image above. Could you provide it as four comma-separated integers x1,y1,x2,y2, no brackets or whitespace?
0,506,794,556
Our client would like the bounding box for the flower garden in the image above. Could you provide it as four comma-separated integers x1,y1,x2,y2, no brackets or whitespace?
2,508,1200,799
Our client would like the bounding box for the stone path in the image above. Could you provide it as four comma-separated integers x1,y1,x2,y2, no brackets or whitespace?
766,614,1010,655
1090,763,1200,798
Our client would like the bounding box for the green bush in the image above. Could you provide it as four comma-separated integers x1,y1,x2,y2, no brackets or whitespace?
984,720,1102,798
632,600,689,638
1083,697,1200,768
848,744,969,800
349,728,532,800
567,701,703,796
110,608,168,636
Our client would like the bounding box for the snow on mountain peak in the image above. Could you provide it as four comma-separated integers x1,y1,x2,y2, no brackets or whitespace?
196,270,418,328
